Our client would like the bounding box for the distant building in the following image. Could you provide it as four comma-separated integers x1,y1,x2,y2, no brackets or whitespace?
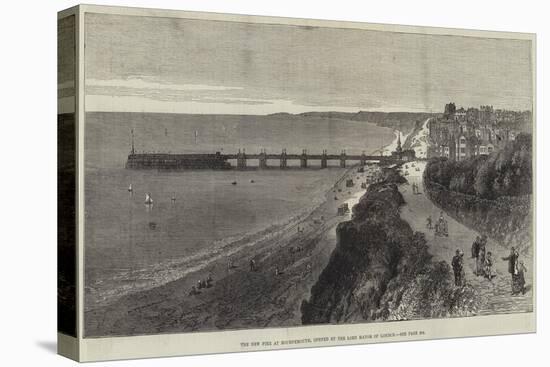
444,102,457,119
427,103,526,161
391,132,416,161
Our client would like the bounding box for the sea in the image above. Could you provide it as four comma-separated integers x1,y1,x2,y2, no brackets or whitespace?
84,112,395,309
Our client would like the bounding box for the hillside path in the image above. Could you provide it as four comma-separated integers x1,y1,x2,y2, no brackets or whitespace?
399,161,533,316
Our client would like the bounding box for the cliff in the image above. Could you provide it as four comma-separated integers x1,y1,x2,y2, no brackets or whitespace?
299,111,435,133
301,168,479,324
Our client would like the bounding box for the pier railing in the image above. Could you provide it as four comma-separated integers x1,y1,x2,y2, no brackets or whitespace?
126,149,403,170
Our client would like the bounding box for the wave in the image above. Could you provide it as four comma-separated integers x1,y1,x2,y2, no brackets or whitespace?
84,196,326,311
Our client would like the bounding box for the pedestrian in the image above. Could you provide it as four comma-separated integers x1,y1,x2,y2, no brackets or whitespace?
471,236,481,275
426,215,433,230
515,261,527,295
451,249,464,287
479,236,488,272
480,234,488,249
471,236,480,258
484,251,494,280
460,252,466,285
502,247,519,294
478,245,486,278
436,212,448,237
249,259,256,272
437,211,445,232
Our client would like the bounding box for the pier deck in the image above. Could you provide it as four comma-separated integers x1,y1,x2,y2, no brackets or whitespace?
125,150,404,170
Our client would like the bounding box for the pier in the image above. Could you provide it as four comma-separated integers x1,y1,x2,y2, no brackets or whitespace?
126,148,407,170
230,149,386,168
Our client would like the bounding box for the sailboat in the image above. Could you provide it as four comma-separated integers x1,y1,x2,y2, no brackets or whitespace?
128,184,133,192
145,192,154,205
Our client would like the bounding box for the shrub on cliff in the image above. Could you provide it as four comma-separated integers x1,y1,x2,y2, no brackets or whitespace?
301,182,408,324
423,136,533,249
301,176,473,325
381,167,408,185
352,182,405,222
385,260,482,320
474,134,532,199
426,134,532,199
424,157,455,188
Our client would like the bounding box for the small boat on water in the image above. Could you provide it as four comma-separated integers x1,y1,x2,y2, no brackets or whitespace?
145,192,154,205
231,181,237,185
128,184,133,192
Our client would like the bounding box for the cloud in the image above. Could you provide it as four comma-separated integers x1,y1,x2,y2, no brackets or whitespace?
85,77,387,112
86,77,243,92
85,94,372,115
85,77,266,106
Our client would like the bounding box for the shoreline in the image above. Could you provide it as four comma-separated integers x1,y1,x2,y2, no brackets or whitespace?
86,127,403,312
84,130,401,336
84,165,357,312
85,163,377,336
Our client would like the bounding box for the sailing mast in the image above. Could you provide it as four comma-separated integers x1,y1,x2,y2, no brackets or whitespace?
131,128,135,155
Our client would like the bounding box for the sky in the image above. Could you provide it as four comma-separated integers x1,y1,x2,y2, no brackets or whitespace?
57,15,75,114
74,13,534,115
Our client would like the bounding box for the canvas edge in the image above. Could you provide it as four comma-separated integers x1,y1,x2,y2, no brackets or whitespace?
59,3,537,362
77,313,535,362
57,5,82,362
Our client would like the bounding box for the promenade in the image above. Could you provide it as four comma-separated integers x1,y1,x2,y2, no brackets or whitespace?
400,162,533,316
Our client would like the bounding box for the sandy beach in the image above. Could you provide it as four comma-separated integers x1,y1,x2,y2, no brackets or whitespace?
85,161,380,337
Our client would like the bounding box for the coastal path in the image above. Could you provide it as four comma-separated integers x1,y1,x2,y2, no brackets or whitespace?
399,162,533,316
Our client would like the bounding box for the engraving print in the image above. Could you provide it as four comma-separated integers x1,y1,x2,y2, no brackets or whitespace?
82,13,534,337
